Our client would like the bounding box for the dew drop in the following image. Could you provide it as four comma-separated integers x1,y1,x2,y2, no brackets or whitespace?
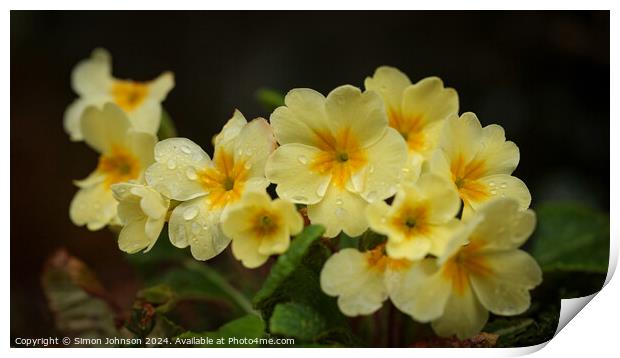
316,180,329,197
367,190,378,202
180,145,191,154
369,165,375,174
500,183,507,189
244,161,253,170
167,160,177,170
292,195,308,202
191,222,202,234
490,189,497,195
489,181,496,187
335,207,347,217
335,198,343,206
297,155,308,165
183,206,199,220
186,167,198,180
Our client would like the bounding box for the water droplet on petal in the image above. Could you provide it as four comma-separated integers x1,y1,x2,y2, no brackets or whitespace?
180,145,191,154
369,165,375,174
186,167,198,180
316,180,329,197
292,195,308,202
335,207,346,217
167,160,177,170
244,161,253,170
500,183,507,189
191,222,201,234
490,189,497,195
367,190,378,202
489,181,496,187
335,198,343,206
297,155,308,165
183,206,199,220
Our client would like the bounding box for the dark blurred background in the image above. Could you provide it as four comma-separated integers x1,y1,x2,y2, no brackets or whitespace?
10,11,609,339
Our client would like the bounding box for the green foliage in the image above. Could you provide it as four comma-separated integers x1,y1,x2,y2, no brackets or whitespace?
269,302,328,341
528,202,609,274
255,88,285,112
174,315,265,347
157,109,178,139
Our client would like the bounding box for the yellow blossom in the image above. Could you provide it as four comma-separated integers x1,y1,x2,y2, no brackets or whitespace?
221,191,303,268
365,66,458,182
64,48,174,141
70,103,157,230
111,183,170,253
265,85,408,238
145,110,276,260
388,198,542,339
429,112,531,218
320,245,413,316
366,173,461,260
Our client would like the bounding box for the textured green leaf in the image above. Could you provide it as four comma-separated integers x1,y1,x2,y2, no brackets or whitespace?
174,315,265,347
528,202,609,273
269,302,327,341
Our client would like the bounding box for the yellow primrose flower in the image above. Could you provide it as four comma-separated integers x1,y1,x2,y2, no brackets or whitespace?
365,66,458,181
64,48,174,141
366,173,461,260
429,112,531,217
265,85,408,238
145,110,276,261
320,245,412,316
69,103,157,230
388,198,542,339
221,191,303,268
111,182,170,254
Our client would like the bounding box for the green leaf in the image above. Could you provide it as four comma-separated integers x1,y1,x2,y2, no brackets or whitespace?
255,88,285,112
252,225,325,310
528,202,609,273
269,302,327,341
157,109,177,139
174,315,265,347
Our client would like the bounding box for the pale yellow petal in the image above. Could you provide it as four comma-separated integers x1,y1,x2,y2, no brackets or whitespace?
265,144,331,205
478,124,520,175
387,259,451,322
272,199,304,235
125,131,157,173
258,228,290,256
354,127,407,202
438,112,483,164
213,110,247,146
366,200,392,236
470,250,542,316
364,66,411,112
474,174,531,212
147,71,175,101
231,236,269,269
427,219,461,257
126,99,161,136
118,218,153,254
64,97,108,141
80,103,131,154
168,197,231,261
145,138,211,201
386,236,431,261
415,173,460,223
325,85,388,147
307,185,369,238
233,118,276,178
69,184,117,231
270,88,330,146
431,286,489,340
320,248,387,316
401,76,459,128
71,48,112,96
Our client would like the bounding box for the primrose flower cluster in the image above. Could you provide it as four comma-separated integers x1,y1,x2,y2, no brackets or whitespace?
66,49,542,340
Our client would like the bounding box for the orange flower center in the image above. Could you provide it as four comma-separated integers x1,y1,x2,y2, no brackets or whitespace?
309,128,367,188
388,109,427,153
198,150,248,209
390,203,431,239
365,244,411,272
251,209,281,238
450,154,489,204
97,146,140,188
111,80,149,111
441,241,491,295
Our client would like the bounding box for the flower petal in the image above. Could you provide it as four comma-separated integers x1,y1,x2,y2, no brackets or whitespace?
126,99,161,136
325,85,388,147
69,183,117,231
168,197,231,260
386,235,432,261
270,88,330,146
474,174,532,212
471,198,536,251
118,218,153,254
438,112,483,164
213,110,247,146
470,250,542,316
364,66,411,112
431,286,489,340
231,236,269,268
416,173,460,223
146,138,211,201
478,124,520,175
147,71,175,101
320,248,387,316
266,144,331,205
71,48,112,96
307,185,369,238
401,76,459,128
233,118,276,178
272,199,304,235
356,127,408,202
387,259,451,322
64,97,109,141
80,103,131,154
